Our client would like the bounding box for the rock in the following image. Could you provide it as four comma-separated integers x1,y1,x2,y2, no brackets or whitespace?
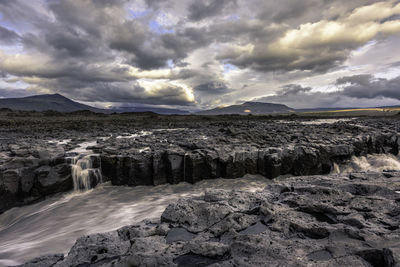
166,228,196,244
16,254,64,267
117,220,168,240
20,167,35,193
161,198,233,233
19,171,400,266
54,232,130,267
2,169,20,193
0,161,72,213
35,164,72,195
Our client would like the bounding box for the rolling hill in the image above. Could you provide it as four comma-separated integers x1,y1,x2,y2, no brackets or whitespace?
197,102,295,115
0,94,105,113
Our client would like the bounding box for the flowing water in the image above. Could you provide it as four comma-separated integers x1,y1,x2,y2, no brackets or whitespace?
68,140,104,191
332,153,400,173
2,147,400,266
0,175,272,266
71,155,103,191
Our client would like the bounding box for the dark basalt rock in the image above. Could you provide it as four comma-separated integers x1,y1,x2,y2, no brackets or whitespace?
19,171,400,267
2,118,400,214
0,158,72,214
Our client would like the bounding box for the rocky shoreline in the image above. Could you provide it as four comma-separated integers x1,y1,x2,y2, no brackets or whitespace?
18,171,400,266
1,117,400,214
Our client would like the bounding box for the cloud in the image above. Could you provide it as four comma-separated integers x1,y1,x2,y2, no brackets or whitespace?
0,26,20,44
337,74,400,100
0,88,34,98
218,1,400,72
0,0,400,109
278,84,313,96
188,0,237,21
255,75,400,108
24,78,195,106
194,81,231,95
254,84,340,108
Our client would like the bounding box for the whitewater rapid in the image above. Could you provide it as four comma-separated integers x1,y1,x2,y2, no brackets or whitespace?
332,153,400,173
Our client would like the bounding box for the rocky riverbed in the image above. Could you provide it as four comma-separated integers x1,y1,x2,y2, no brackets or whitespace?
1,115,400,214
1,113,400,266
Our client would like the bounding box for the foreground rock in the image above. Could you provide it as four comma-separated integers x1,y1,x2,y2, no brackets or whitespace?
0,143,72,213
20,171,400,266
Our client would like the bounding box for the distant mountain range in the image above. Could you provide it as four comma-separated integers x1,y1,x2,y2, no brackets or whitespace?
196,102,295,115
0,94,105,113
0,94,397,115
0,94,190,114
110,106,190,115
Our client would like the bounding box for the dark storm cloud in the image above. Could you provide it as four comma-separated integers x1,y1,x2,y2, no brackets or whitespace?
254,75,400,109
254,84,353,109
44,0,212,70
0,26,20,44
279,84,313,96
188,0,237,21
216,0,398,73
0,58,133,83
194,81,232,95
44,29,94,58
0,0,200,104
25,78,194,106
337,75,400,100
256,0,378,25
144,0,168,8
0,0,399,108
70,82,194,106
217,42,349,73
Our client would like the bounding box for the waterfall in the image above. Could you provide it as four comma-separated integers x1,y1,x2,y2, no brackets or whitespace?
71,155,103,191
183,153,187,182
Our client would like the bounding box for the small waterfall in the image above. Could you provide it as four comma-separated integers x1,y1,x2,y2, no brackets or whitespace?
71,155,103,191
183,153,187,182
331,153,400,174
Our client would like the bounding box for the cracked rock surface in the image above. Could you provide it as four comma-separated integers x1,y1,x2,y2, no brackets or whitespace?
2,117,400,213
19,171,400,267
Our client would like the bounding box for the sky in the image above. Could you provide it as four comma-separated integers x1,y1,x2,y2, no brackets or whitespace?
0,0,400,110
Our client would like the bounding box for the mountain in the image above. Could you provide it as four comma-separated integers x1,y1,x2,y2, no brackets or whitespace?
0,94,105,113
109,106,190,115
0,94,189,114
197,102,295,115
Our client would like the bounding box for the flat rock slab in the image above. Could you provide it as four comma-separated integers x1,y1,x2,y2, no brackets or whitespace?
166,228,196,244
